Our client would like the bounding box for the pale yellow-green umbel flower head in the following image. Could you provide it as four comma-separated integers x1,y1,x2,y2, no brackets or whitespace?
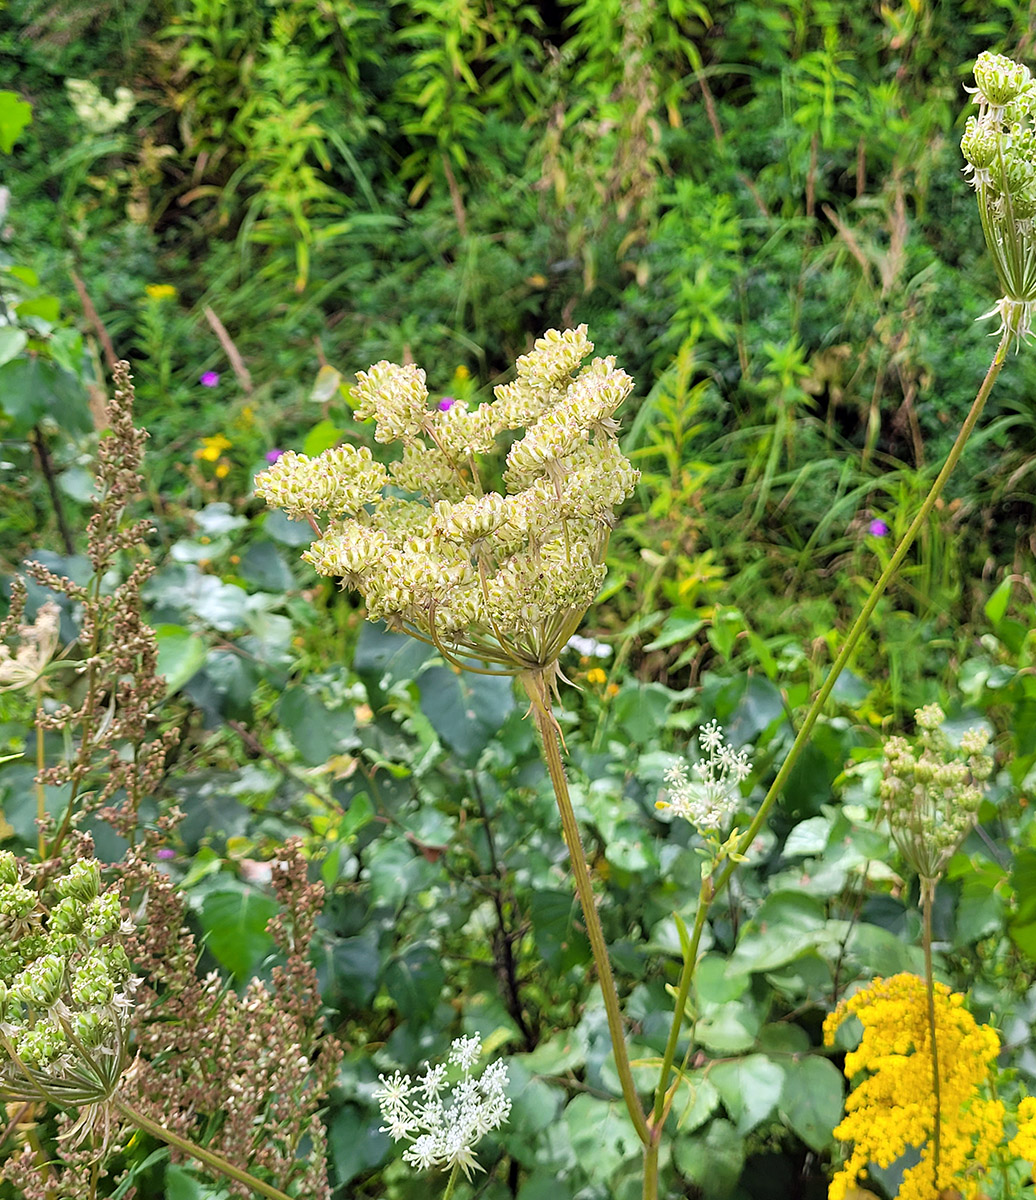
255,327,639,676
962,50,1036,346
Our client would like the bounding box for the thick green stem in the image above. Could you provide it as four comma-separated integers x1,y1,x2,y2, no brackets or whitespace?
712,331,1008,903
921,877,942,1190
522,670,651,1150
441,1161,460,1200
114,1098,295,1200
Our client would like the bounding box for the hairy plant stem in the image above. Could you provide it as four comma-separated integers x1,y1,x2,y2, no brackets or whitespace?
522,668,651,1158
113,1098,295,1200
921,876,942,1188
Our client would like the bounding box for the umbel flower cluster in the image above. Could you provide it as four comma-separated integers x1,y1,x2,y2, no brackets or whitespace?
879,703,993,884
375,1035,511,1181
657,720,752,833
824,973,1004,1200
0,853,137,1143
255,327,639,674
961,50,1036,344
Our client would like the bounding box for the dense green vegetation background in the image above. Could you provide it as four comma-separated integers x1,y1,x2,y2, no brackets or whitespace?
3,1,1036,1197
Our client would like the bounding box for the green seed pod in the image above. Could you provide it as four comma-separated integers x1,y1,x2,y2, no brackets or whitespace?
57,860,101,904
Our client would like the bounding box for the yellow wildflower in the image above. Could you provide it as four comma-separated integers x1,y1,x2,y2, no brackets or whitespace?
1011,1095,1036,1180
215,462,230,479
194,434,232,463
586,667,607,685
824,973,1004,1200
454,364,470,380
145,284,177,301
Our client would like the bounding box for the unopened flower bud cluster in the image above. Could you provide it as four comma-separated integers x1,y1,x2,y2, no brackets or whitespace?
879,704,993,884
657,720,752,833
962,50,1036,344
255,328,639,672
375,1034,510,1181
0,853,137,1112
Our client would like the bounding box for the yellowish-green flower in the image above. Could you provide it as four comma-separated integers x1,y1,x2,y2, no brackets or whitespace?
144,284,177,302
254,327,639,675
824,973,1004,1200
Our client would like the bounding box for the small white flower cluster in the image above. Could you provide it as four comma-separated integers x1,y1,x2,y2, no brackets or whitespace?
374,1035,511,1181
961,50,1036,345
254,327,639,674
658,720,752,833
64,79,136,134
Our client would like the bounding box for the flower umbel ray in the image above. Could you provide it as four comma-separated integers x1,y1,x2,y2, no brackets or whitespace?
824,973,1004,1200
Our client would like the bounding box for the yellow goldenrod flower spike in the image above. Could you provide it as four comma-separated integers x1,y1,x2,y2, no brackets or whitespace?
824,974,1004,1200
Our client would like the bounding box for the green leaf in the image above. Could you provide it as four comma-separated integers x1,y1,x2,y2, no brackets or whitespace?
302,417,345,455
315,932,380,1008
672,1118,745,1198
562,1094,641,1185
0,91,32,154
262,508,315,546
383,942,446,1023
328,1104,389,1185
198,885,278,982
529,889,587,972
417,665,516,765
0,357,91,435
695,1000,760,1054
608,682,674,743
154,624,208,696
984,576,1013,627
275,686,357,766
0,326,27,368
694,953,749,1007
674,1069,720,1132
15,295,60,324
728,891,827,974
778,1055,844,1151
239,539,294,593
710,1054,784,1133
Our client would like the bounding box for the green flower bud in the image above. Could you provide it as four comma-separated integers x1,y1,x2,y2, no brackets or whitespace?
15,954,64,1009
974,50,1032,107
49,896,85,936
0,852,18,887
16,1023,66,1068
961,116,1000,171
57,860,100,904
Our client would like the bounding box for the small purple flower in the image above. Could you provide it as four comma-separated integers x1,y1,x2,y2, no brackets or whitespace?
868,519,890,537
155,847,176,861
200,371,220,388
265,448,284,464
438,397,456,411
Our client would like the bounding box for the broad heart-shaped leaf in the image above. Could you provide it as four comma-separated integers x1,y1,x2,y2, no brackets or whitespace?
728,890,827,975
710,1054,784,1133
0,356,91,435
562,1094,641,1185
382,942,446,1024
328,1103,390,1186
353,620,435,707
417,664,516,765
198,885,278,983
778,1054,844,1152
694,999,761,1054
313,931,380,1008
0,326,27,368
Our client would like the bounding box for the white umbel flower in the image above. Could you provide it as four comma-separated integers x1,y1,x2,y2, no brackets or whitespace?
374,1034,511,1181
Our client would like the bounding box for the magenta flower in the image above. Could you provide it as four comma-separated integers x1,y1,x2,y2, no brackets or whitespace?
155,847,176,861
438,397,456,411
265,448,284,464
200,371,220,388
868,518,890,537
